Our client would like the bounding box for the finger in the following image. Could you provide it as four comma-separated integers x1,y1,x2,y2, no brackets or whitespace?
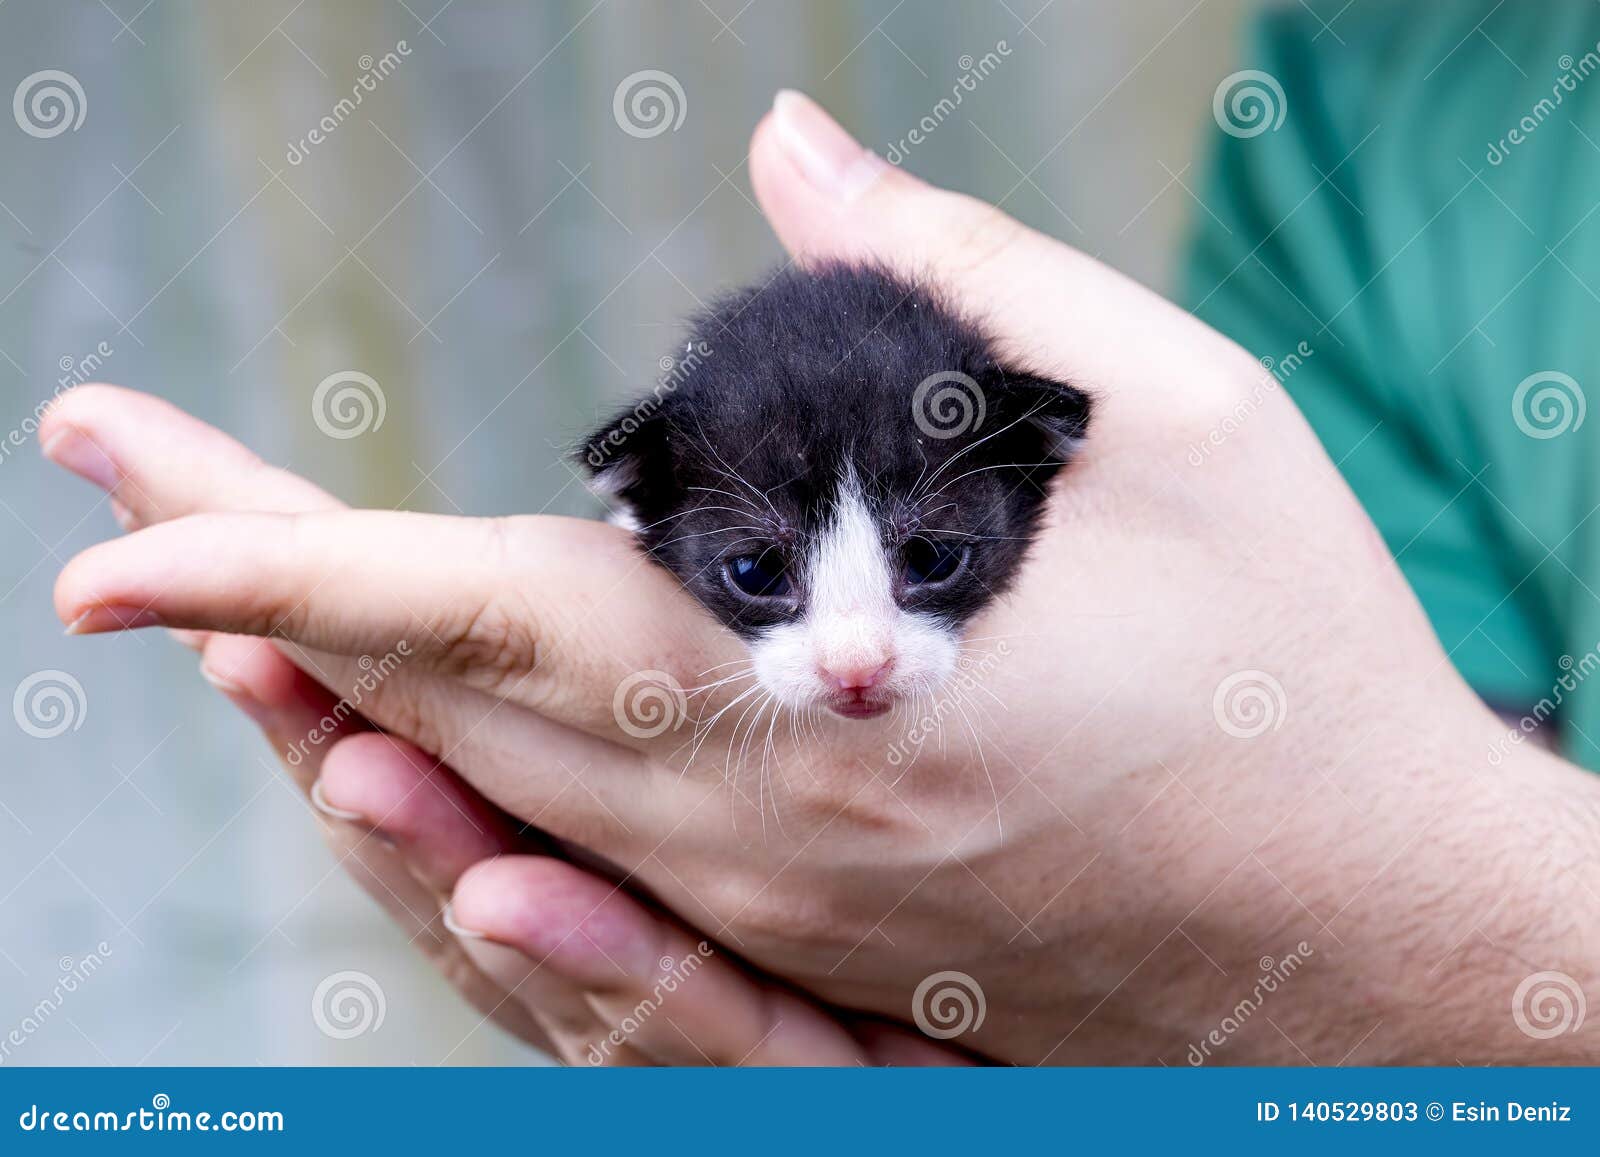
195,635,555,1050
450,857,883,1066
846,1018,978,1066
39,383,342,520
55,508,730,753
203,628,640,861
314,733,584,1055
315,732,526,894
751,91,1249,402
196,631,371,793
44,390,644,834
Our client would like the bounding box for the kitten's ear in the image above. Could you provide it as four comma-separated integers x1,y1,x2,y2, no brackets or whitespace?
576,403,673,532
984,368,1092,459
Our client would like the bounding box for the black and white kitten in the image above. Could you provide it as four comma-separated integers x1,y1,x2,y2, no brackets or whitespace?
580,264,1090,721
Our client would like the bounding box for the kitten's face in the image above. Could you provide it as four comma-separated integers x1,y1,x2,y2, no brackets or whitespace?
581,265,1089,719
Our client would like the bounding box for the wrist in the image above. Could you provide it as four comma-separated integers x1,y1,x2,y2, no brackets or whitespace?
1258,694,1600,1063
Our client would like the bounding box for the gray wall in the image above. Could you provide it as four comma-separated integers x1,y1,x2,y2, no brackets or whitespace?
0,0,1251,1064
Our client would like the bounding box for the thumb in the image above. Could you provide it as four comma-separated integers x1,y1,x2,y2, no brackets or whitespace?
749,90,1253,401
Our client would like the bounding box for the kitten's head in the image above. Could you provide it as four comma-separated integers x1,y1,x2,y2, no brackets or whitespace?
580,264,1089,719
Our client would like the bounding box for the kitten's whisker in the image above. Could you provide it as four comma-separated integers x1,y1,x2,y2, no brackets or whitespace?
682,669,758,697
930,460,1062,490
947,689,1003,837
759,699,789,841
678,681,762,777
911,398,1061,502
651,530,769,552
633,505,756,533
699,657,757,675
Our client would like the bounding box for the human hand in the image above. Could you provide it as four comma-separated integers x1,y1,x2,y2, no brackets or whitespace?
49,91,1600,1064
42,388,963,1067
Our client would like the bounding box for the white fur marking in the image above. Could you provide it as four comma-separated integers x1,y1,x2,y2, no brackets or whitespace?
750,471,958,710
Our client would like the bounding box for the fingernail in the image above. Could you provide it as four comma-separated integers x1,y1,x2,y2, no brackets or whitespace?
441,901,487,940
198,657,245,694
310,779,365,822
40,428,121,492
109,498,138,532
772,89,886,202
64,605,165,635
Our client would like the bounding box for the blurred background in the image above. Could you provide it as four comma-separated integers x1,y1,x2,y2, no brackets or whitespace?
0,0,1256,1064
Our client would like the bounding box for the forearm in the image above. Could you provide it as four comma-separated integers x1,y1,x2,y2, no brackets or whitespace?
1253,707,1600,1065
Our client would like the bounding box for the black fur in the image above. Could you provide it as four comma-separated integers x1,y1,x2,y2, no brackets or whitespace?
578,263,1090,638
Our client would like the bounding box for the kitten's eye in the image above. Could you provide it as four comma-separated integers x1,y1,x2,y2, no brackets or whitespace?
903,539,968,586
724,551,792,598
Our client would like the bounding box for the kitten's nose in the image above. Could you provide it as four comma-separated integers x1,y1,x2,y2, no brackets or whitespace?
820,657,893,691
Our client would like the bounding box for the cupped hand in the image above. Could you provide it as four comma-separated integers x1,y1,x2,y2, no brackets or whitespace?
45,389,960,1067
48,92,1594,1064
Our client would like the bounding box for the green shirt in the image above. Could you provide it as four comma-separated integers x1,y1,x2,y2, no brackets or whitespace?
1183,0,1600,768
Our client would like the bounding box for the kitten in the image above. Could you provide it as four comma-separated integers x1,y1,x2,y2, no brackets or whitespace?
579,264,1090,720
